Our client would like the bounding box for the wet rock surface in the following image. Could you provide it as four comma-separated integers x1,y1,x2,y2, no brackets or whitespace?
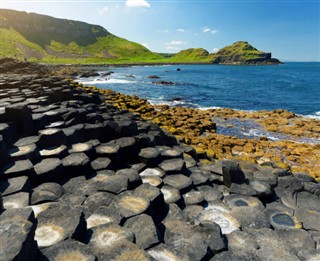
0,71,319,260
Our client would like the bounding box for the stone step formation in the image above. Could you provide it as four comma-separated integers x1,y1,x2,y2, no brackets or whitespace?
0,73,320,261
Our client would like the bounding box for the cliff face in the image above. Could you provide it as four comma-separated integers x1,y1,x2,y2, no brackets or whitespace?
211,41,282,65
0,9,110,47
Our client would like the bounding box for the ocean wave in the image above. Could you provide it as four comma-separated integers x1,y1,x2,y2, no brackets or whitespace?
299,111,320,120
78,78,136,85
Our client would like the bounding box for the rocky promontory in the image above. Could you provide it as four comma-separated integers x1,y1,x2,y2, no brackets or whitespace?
0,61,319,260
211,41,282,65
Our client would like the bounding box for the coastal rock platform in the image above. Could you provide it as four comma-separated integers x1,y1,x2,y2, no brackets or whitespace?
1,68,320,260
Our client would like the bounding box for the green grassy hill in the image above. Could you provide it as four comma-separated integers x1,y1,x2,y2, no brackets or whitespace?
0,9,162,64
0,9,281,65
211,41,281,64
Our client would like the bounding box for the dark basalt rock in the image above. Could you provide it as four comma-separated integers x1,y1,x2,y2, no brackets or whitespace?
124,214,160,249
0,175,31,196
159,158,186,174
33,158,63,184
31,182,65,205
221,160,246,187
139,147,161,167
86,206,122,229
0,159,34,181
38,239,96,261
0,219,38,261
5,102,35,136
163,219,209,260
61,152,91,175
82,191,115,214
37,128,66,148
35,204,86,248
2,192,30,209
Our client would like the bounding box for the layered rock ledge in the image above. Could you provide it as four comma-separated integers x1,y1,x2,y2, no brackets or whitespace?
0,66,320,260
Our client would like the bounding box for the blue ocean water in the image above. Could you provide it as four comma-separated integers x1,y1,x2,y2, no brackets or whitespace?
78,62,320,118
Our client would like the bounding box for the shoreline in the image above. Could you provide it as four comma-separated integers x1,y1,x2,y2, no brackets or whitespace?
73,81,320,179
1,62,320,259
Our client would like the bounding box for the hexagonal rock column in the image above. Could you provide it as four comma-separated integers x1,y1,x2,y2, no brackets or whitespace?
5,102,35,136
34,203,86,248
0,212,38,261
38,239,96,261
221,160,246,187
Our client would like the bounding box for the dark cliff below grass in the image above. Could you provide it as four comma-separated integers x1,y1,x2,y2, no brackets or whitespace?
0,9,282,65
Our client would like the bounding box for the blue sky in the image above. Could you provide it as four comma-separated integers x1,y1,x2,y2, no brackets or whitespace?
1,0,319,61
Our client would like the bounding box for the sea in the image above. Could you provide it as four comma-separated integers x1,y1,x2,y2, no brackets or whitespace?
77,62,320,119
77,62,320,143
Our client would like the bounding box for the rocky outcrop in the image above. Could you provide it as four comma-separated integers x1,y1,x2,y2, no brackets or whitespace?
0,61,318,260
211,41,282,65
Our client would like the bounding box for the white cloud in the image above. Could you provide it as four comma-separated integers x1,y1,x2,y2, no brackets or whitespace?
212,48,220,53
142,43,150,49
166,46,181,50
158,29,169,33
126,0,150,8
202,26,219,34
177,29,186,32
98,6,109,15
165,40,187,46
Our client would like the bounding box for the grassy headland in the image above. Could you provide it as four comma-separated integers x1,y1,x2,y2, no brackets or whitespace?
0,9,281,65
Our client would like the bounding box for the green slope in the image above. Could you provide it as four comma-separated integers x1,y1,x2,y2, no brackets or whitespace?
211,41,281,64
0,9,162,64
0,9,281,64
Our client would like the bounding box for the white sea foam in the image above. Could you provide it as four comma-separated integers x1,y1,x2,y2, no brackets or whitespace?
300,112,320,120
78,78,135,85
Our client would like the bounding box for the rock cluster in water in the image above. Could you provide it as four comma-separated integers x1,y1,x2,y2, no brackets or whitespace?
1,72,320,260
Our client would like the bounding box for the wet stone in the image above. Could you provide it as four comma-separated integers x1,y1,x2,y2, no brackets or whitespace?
224,194,264,210
2,192,29,209
0,176,30,196
39,239,96,261
86,206,122,229
0,159,34,180
124,213,159,249
114,191,150,218
269,213,300,230
31,182,65,205
159,158,186,174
